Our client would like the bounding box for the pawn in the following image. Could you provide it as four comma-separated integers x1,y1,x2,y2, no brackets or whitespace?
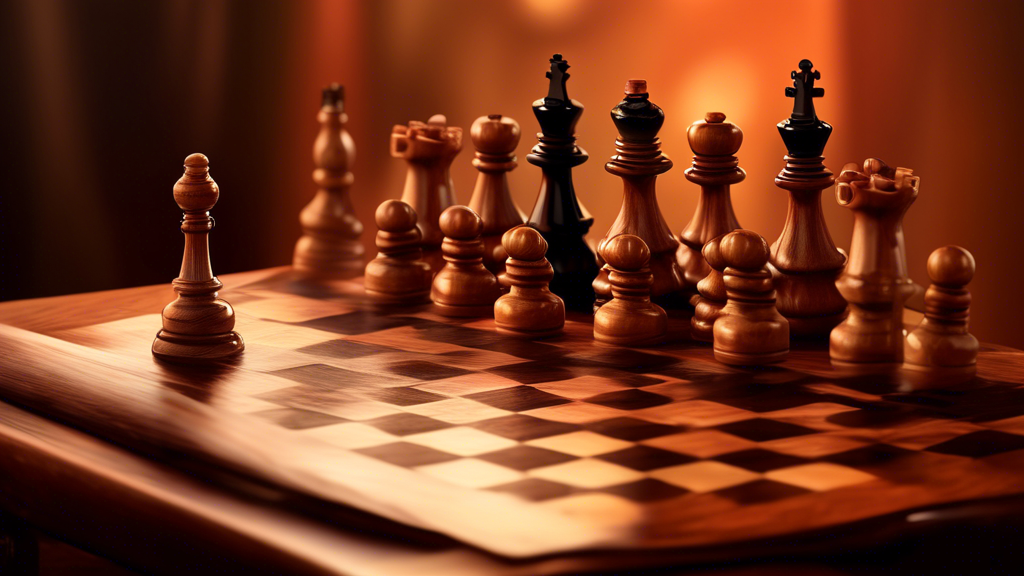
494,226,564,337
904,246,978,376
468,114,526,276
152,154,244,363
594,234,667,346
364,200,433,305
431,206,502,317
713,230,788,366
690,234,728,342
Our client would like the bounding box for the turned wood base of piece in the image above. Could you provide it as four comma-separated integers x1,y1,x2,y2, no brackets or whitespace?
152,330,245,364
431,302,495,318
713,348,788,366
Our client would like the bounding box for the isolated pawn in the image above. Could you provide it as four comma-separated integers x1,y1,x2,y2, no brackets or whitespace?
468,114,527,275
594,234,667,346
904,246,978,376
152,154,244,363
713,230,789,365
431,206,502,317
690,234,728,342
364,200,433,305
494,226,564,337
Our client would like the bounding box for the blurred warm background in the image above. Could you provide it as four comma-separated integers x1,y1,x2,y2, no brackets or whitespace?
0,0,1021,348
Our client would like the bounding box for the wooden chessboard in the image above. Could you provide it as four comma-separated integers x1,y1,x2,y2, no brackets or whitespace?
2,266,1024,569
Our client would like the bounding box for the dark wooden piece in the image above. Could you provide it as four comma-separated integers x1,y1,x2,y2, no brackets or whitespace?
713,229,789,365
293,84,364,279
594,79,685,310
152,154,243,363
690,234,728,342
904,246,978,376
593,234,667,346
363,200,432,305
468,114,526,276
391,114,463,274
676,112,743,293
431,206,501,317
768,60,848,337
494,226,564,338
526,54,598,312
830,158,920,368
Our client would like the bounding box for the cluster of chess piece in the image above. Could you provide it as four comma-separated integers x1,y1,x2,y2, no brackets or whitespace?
151,56,979,384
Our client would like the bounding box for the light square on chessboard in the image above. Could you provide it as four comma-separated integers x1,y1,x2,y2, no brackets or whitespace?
757,402,863,431
403,398,514,424
631,399,756,427
53,314,161,355
299,422,400,450
984,414,1024,435
414,458,526,489
342,325,471,355
527,458,646,489
412,373,522,396
638,380,706,402
402,427,518,457
649,461,761,493
759,432,874,458
881,418,987,450
530,375,633,400
640,430,757,458
233,291,355,323
763,463,878,492
804,382,885,403
524,431,634,457
240,321,340,350
290,399,404,421
539,492,645,529
521,401,631,424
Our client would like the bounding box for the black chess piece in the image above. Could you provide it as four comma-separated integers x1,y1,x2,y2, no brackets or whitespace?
525,53,599,311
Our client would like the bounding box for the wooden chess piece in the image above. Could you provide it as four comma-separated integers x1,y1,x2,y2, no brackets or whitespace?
293,84,364,279
768,60,848,337
690,234,728,342
391,114,463,274
494,226,564,337
364,200,433,305
676,112,743,294
431,205,501,317
468,114,526,277
830,158,920,369
904,246,978,376
152,154,244,363
713,229,789,365
594,79,685,311
594,234,667,346
526,53,599,311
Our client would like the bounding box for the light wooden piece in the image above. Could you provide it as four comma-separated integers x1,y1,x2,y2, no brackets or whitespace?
676,112,743,293
769,60,848,337
494,226,564,337
713,229,789,366
690,234,728,342
363,200,432,306
152,154,244,363
904,246,978,376
593,234,667,346
293,84,364,279
391,114,463,274
468,114,526,276
594,79,685,310
830,158,920,368
430,205,501,317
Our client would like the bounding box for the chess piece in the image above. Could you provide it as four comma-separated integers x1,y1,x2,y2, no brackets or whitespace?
391,114,463,273
468,114,526,277
690,234,728,342
676,112,743,293
494,226,564,337
594,79,685,310
431,205,501,317
152,154,244,363
526,53,599,311
594,234,667,346
293,84,364,279
713,230,789,365
768,60,848,337
830,158,920,368
904,246,978,376
364,200,433,305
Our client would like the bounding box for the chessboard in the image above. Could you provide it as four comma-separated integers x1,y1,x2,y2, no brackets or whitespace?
2,266,1023,569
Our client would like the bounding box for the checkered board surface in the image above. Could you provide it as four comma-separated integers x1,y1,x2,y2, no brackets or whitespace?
51,270,1024,558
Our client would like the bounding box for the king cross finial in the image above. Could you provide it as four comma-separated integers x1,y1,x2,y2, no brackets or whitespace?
785,59,824,122
545,53,571,106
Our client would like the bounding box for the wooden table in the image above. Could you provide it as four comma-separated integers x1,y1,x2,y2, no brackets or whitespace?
1,267,1023,575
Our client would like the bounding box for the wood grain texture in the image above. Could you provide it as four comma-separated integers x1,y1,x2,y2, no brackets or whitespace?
430,206,501,317
364,200,433,306
904,246,978,375
493,226,564,337
593,234,667,345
